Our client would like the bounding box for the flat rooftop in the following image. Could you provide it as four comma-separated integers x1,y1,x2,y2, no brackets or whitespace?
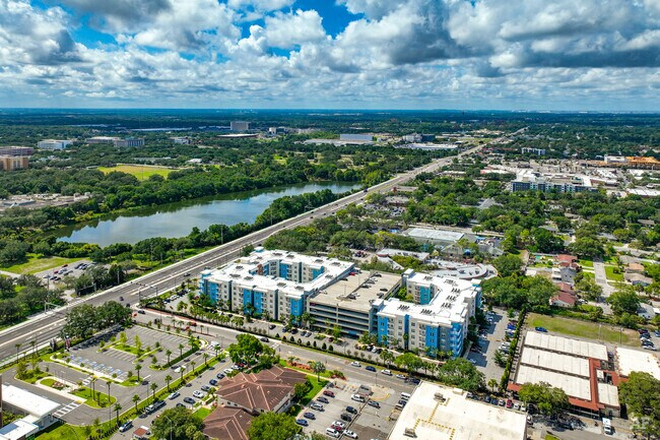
524,331,608,361
404,227,465,242
616,347,660,379
520,347,590,377
389,382,527,440
312,271,400,311
515,365,592,401
1,384,61,418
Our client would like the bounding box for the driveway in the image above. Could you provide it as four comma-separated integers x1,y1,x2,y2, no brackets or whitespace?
593,260,615,297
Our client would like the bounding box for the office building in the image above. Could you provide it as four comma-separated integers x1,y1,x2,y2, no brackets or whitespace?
339,133,373,143
86,136,119,144
37,139,73,150
0,381,61,439
377,270,481,356
388,382,527,440
199,249,354,322
0,146,33,156
510,170,595,193
230,121,250,131
0,155,29,171
171,137,190,144
113,138,144,148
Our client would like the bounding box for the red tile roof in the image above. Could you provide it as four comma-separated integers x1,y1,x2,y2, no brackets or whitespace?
555,254,577,263
550,292,577,306
203,406,253,440
215,366,307,413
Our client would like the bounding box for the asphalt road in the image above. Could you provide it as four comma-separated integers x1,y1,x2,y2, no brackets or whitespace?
0,143,487,364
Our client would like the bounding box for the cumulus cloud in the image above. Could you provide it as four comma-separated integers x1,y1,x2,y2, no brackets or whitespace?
1,0,660,109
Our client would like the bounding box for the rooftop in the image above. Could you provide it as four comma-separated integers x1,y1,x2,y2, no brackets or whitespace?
515,365,592,400
523,332,608,361
404,227,465,243
389,382,527,440
203,406,253,440
312,271,401,311
0,420,39,440
1,384,61,418
520,347,590,377
616,347,660,379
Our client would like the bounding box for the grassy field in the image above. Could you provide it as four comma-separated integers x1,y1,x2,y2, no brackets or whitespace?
194,407,213,419
578,259,594,268
528,313,637,346
35,423,89,440
98,164,175,180
604,265,624,282
1,254,81,274
72,386,116,408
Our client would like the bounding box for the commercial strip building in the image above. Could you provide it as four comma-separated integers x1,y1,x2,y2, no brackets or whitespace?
509,332,621,418
200,250,481,357
37,139,73,150
388,381,527,440
203,366,306,440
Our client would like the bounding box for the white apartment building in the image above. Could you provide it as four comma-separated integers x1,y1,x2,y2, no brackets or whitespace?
37,139,73,150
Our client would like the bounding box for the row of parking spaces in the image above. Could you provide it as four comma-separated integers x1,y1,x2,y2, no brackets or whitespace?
63,354,130,380
299,378,416,439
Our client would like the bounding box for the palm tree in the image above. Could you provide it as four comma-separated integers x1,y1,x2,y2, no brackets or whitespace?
178,343,184,359
150,383,158,402
165,375,172,391
30,340,37,358
488,378,499,393
114,403,122,425
203,353,209,366
191,360,197,376
132,394,140,414
135,364,142,381
309,361,326,381
14,343,21,364
166,349,172,365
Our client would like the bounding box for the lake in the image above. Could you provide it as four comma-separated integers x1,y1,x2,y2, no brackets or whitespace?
56,182,361,247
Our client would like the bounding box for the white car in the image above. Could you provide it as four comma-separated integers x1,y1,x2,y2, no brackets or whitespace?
381,369,392,376
351,394,365,403
396,374,406,379
168,391,180,400
193,390,205,398
333,421,346,429
223,368,233,374
344,430,358,439
350,361,361,367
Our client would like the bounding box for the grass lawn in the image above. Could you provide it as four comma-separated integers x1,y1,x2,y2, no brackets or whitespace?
1,254,81,274
528,313,637,346
18,369,50,384
98,164,175,181
194,407,213,419
604,265,624,282
301,376,327,405
71,386,116,408
546,435,561,440
35,423,89,440
578,259,594,268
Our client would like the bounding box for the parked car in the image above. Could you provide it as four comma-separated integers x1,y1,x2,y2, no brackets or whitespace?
365,366,376,372
535,327,548,333
350,361,361,367
506,399,513,408
260,337,269,342
344,430,358,439
346,406,358,414
209,379,218,386
333,421,346,429
303,412,316,420
396,374,407,380
310,403,324,411
183,397,195,404
318,396,330,404
381,369,392,376
119,421,133,432
269,324,276,330
201,385,211,392
340,413,353,422
193,390,205,398
351,394,365,403
168,391,180,400
367,400,380,408
296,419,308,427
498,399,505,406
216,373,225,379
323,390,335,398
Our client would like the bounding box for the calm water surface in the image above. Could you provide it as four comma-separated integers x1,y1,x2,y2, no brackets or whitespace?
57,182,360,246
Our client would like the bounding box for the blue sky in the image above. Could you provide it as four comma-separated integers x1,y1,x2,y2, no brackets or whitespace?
0,0,659,110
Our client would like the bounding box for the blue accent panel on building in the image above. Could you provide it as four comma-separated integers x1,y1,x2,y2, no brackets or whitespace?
207,281,218,304
279,263,289,279
243,288,253,310
377,316,389,343
290,298,303,317
425,326,438,352
312,267,324,280
419,286,432,305
254,292,263,315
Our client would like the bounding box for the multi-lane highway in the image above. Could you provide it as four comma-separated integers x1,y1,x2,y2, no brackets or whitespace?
0,143,486,363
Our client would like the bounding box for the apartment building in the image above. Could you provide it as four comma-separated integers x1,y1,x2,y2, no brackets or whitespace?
37,139,73,150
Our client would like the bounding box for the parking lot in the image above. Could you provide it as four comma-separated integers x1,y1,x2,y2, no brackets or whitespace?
466,308,509,381
39,259,93,288
298,372,416,439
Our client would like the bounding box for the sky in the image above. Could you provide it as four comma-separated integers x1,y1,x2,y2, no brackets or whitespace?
0,0,659,111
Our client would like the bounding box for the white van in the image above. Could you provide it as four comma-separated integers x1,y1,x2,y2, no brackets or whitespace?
400,392,411,401
602,418,613,435
326,427,340,438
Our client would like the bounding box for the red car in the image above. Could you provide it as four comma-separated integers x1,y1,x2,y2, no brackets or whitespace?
323,390,335,398
506,399,513,408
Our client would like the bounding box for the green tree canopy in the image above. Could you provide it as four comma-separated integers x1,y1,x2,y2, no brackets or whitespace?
493,254,523,278
619,372,660,438
607,285,641,316
247,412,299,440
151,406,203,440
518,382,569,416
436,358,485,392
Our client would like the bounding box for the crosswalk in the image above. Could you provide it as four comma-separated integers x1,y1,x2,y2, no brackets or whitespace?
53,401,81,418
